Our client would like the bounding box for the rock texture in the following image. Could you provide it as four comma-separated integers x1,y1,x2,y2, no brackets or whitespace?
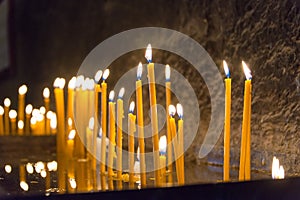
0,0,299,182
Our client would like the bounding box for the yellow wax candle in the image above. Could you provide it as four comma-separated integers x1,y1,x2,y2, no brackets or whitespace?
18,120,24,135
107,91,116,190
176,104,185,185
87,79,95,121
165,64,173,184
25,104,33,135
30,116,37,135
19,164,26,182
100,69,109,190
43,87,50,114
128,101,136,189
67,129,76,160
168,105,180,184
39,106,46,135
145,44,160,187
159,135,167,187
18,85,27,125
67,77,76,120
4,98,11,135
0,106,4,135
116,88,124,190
53,77,66,192
49,112,57,135
245,77,252,180
67,129,76,192
136,62,146,188
9,110,17,135
223,60,231,182
239,61,252,181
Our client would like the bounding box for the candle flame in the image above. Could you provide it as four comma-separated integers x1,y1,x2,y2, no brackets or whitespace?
0,106,4,115
4,98,11,107
69,178,77,189
89,117,94,130
30,116,37,125
4,164,12,173
87,78,95,90
26,163,34,174
50,113,57,129
43,87,50,98
159,135,167,154
35,161,45,173
53,78,65,89
67,117,72,127
165,64,171,81
103,69,110,80
272,156,285,179
20,181,29,191
46,111,53,119
25,104,33,115
47,161,57,172
82,78,89,90
176,104,183,119
36,113,44,122
137,146,140,161
40,169,47,178
94,70,103,82
39,106,46,115
168,104,176,117
68,76,77,89
223,60,230,78
18,120,24,129
137,62,143,79
118,87,125,99
279,165,285,179
129,101,135,113
68,129,76,140
242,61,252,80
9,110,17,119
32,109,40,117
109,90,115,101
75,75,84,88
18,85,28,95
145,44,152,63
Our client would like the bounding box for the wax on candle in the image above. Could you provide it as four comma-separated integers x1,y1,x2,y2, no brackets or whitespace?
136,62,147,187
223,60,231,182
100,69,109,190
145,44,160,187
9,110,17,135
0,106,4,135
4,98,11,135
128,101,136,189
239,61,252,181
18,85,27,127
159,135,167,186
176,104,185,185
116,87,124,190
165,64,173,184
25,104,33,135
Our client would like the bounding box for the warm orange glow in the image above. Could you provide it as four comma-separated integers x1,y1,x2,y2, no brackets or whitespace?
68,129,76,140
9,110,17,119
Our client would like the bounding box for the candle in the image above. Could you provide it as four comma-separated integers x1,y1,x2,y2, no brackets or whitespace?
9,110,17,135
50,112,57,135
135,62,146,187
67,129,76,192
86,117,94,154
165,64,173,184
67,77,76,120
19,164,26,183
116,87,124,190
43,87,50,114
239,61,252,181
18,85,28,125
0,106,4,135
145,44,160,187
176,104,185,185
128,101,136,189
108,91,116,190
18,120,24,135
159,135,167,186
168,105,179,184
53,77,66,192
39,106,46,135
30,116,37,135
100,69,109,190
223,60,231,182
25,104,33,135
4,98,11,135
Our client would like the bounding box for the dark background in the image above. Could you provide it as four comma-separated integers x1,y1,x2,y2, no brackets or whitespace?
0,0,299,179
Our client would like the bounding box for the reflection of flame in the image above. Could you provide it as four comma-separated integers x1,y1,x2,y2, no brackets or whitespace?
20,181,29,191
69,178,77,189
272,156,285,179
88,118,94,130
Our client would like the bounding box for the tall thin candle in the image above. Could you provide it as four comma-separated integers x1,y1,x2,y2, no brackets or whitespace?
176,104,185,185
9,110,17,135
128,101,136,189
25,104,33,135
18,85,27,126
4,98,11,135
43,87,50,115
159,135,167,186
0,106,4,135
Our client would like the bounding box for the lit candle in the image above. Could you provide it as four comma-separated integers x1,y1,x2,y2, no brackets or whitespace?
145,44,160,187
67,129,76,159
223,60,231,182
39,106,46,135
0,106,4,135
67,129,76,192
9,110,17,135
176,104,185,185
18,120,24,135
116,87,124,190
43,87,50,114
30,116,37,135
4,98,11,135
50,112,57,135
128,101,136,189
272,156,285,179
18,85,28,125
108,91,116,190
67,77,76,120
239,61,252,181
165,64,173,184
159,135,167,186
53,77,66,192
100,69,109,190
168,105,179,184
25,104,33,135
135,62,146,187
